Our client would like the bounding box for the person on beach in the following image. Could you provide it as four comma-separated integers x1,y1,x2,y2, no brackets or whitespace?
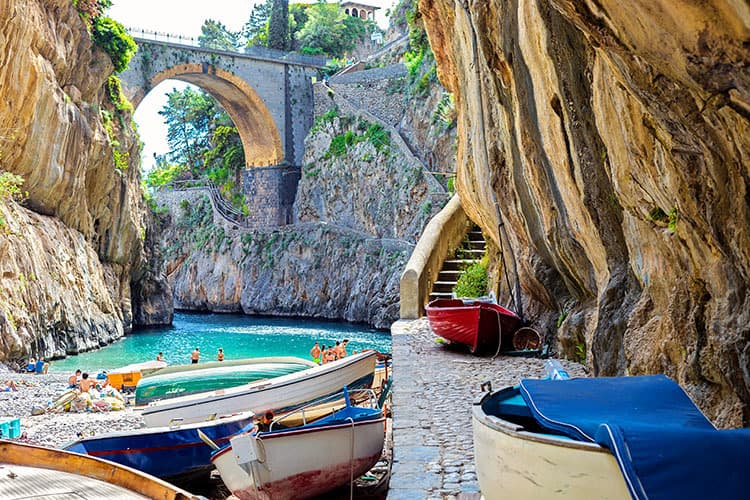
79,373,95,393
68,369,81,388
217,348,225,362
26,358,36,372
191,347,200,364
310,342,321,364
156,352,164,362
2,380,17,392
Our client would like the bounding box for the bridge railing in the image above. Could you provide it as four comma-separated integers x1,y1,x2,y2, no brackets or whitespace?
127,27,328,68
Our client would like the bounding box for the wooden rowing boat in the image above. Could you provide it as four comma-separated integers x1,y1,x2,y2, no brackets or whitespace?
141,351,377,427
426,298,521,353
211,390,385,500
62,411,255,484
473,385,630,499
0,439,200,499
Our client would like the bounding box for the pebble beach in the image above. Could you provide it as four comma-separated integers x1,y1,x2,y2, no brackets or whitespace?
0,368,143,448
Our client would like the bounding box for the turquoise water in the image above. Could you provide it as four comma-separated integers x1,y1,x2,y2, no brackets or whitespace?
49,312,391,373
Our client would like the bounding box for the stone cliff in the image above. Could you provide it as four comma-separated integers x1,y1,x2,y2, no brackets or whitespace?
419,0,750,426
155,89,448,329
0,0,170,363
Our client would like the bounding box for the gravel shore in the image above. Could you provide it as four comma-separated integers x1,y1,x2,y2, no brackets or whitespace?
0,367,143,448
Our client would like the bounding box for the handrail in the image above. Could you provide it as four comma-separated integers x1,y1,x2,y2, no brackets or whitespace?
128,28,329,68
400,195,469,318
160,179,250,227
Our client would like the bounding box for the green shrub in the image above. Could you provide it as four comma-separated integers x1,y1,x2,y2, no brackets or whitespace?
364,124,390,151
146,163,185,187
453,259,488,298
0,171,26,201
113,149,129,170
325,130,357,158
91,17,137,73
106,75,133,114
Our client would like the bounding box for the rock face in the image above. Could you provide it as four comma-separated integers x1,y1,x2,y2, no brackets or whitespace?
156,192,413,329
419,0,750,426
0,0,170,362
157,86,448,329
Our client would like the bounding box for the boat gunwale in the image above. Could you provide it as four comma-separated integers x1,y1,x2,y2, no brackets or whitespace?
0,439,198,499
141,356,317,379
142,351,377,417
63,410,255,444
473,390,611,454
210,416,386,462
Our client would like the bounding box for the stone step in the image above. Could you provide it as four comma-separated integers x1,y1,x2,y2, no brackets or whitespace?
442,259,480,271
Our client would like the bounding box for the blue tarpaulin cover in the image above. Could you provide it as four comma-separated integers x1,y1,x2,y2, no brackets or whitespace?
519,375,750,500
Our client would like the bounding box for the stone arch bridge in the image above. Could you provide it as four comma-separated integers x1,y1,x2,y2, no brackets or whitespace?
120,37,327,226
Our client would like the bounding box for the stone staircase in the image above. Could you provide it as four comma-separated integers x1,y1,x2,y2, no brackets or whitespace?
429,224,487,301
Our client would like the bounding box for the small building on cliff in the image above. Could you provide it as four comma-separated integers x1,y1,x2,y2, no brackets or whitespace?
341,1,379,21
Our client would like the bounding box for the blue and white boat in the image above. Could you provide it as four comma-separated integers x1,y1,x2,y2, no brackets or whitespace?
62,411,255,484
473,374,750,500
210,388,385,500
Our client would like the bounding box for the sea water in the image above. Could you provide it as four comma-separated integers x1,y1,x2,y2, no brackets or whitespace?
48,312,391,373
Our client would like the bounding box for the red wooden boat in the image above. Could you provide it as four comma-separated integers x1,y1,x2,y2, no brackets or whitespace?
425,298,521,353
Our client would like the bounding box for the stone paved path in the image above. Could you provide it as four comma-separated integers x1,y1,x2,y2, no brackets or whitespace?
387,318,587,500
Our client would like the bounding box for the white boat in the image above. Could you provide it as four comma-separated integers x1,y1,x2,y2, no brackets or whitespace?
141,350,377,427
210,390,385,499
473,386,630,499
472,375,750,499
0,439,200,499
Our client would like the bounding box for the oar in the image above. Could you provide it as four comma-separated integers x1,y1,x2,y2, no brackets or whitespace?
197,429,220,450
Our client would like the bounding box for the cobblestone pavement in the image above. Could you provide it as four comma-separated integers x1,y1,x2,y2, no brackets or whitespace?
387,318,587,500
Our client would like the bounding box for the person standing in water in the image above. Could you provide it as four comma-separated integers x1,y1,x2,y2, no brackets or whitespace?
217,348,225,362
309,342,321,364
191,348,200,364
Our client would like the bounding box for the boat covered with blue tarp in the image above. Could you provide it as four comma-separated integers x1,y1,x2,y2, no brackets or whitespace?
518,375,750,500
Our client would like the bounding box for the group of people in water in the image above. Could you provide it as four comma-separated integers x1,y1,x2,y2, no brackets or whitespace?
148,341,350,367
309,339,350,365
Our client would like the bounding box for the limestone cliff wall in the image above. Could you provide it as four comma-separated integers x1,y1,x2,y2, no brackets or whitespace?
419,0,750,426
155,192,411,329
0,0,171,363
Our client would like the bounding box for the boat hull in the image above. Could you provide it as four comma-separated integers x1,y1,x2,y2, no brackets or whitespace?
142,351,377,427
212,417,385,500
0,440,198,499
472,391,630,499
426,299,520,353
63,412,255,482
135,359,316,405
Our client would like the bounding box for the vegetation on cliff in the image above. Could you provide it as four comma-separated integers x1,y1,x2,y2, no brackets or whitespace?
74,0,136,73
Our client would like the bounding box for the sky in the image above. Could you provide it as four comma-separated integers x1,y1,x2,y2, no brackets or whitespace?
106,0,396,172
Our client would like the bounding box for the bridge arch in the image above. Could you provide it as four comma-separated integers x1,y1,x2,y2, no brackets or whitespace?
120,39,322,167
131,63,283,166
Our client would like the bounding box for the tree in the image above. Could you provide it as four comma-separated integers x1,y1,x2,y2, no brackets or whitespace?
198,19,239,51
242,0,272,47
296,3,373,58
156,87,246,208
268,0,290,51
159,87,217,172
